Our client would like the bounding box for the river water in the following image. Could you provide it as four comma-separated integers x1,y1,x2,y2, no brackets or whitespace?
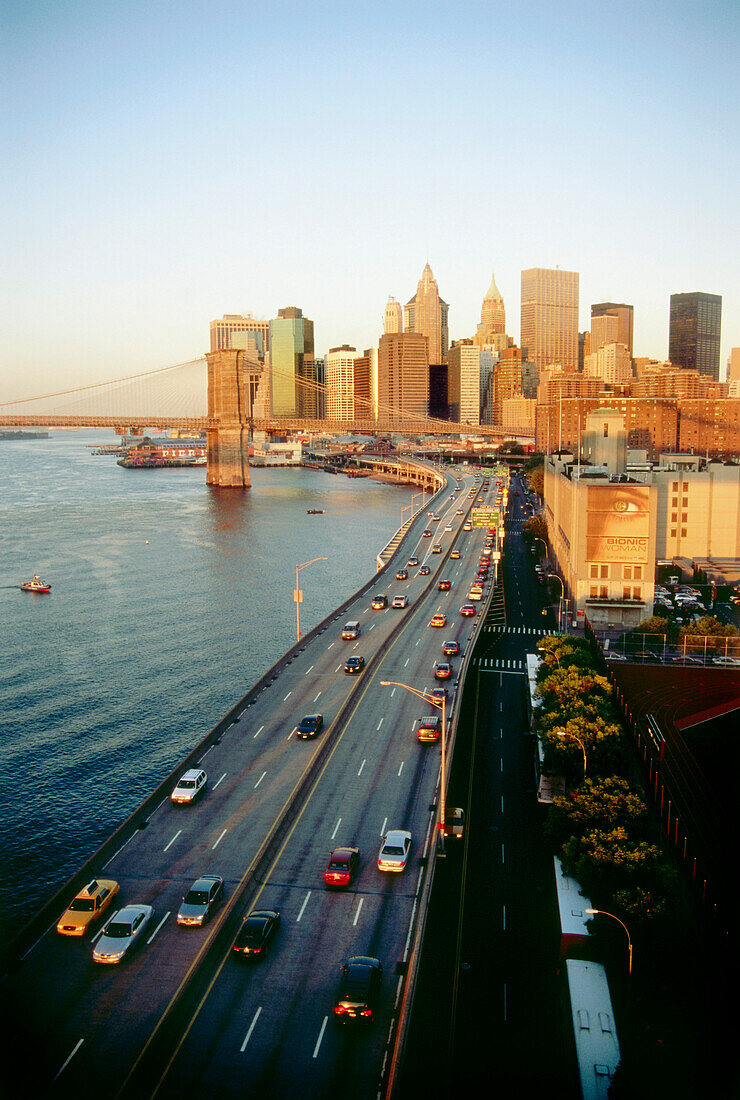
0,432,415,938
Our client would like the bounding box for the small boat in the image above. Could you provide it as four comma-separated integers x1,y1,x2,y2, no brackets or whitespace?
20,574,51,593
306,509,325,514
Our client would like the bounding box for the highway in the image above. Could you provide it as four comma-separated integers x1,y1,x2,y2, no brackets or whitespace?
3,467,504,1100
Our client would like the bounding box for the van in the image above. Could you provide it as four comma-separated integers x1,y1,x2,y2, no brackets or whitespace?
342,621,361,640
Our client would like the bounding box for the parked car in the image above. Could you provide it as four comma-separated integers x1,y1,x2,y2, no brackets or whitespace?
334,956,382,1024
631,651,661,662
296,714,324,739
57,878,119,936
233,910,280,959
177,874,224,926
712,656,740,666
377,830,412,871
92,904,154,964
604,651,627,662
171,768,207,805
324,846,360,889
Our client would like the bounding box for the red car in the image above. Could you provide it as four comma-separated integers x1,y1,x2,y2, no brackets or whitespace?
438,579,452,591
434,662,452,680
460,604,476,616
442,639,460,656
324,846,360,889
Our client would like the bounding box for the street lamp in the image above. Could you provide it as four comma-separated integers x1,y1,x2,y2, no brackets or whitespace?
534,536,548,560
585,908,633,976
555,729,587,775
381,679,447,850
547,573,566,633
294,557,328,642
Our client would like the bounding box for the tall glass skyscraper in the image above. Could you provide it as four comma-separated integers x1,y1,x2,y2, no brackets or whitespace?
268,307,315,417
520,267,579,370
669,292,722,382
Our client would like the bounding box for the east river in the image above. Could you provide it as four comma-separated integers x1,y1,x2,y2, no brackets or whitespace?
0,432,416,939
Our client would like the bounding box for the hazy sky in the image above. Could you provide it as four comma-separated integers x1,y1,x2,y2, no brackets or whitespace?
2,0,738,401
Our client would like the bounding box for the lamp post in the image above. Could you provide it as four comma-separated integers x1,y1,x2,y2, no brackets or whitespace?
585,908,633,976
401,503,412,527
534,536,548,560
294,557,327,642
547,572,566,633
556,729,587,776
381,679,447,850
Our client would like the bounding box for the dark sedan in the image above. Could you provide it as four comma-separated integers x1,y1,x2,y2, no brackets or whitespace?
233,910,280,959
345,656,365,674
324,846,360,888
334,956,382,1024
296,714,324,739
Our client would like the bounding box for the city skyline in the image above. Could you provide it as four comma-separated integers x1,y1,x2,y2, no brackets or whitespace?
2,1,738,401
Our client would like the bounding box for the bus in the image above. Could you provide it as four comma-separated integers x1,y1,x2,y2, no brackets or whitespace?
553,856,594,958
564,959,621,1100
526,653,565,803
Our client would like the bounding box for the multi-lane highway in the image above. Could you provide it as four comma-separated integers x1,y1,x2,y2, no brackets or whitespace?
3,467,506,1100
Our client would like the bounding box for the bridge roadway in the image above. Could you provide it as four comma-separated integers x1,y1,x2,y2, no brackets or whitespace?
3,470,502,1099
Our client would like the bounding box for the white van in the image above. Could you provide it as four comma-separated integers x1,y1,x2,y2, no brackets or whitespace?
342,620,361,640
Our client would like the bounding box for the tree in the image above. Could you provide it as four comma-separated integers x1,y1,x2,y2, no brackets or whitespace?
540,716,629,780
523,513,548,546
561,826,673,921
545,776,648,849
524,452,544,472
679,615,740,654
528,464,544,497
536,665,612,719
630,615,679,645
536,635,593,675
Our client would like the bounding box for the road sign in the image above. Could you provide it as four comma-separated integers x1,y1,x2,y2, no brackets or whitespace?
471,508,500,527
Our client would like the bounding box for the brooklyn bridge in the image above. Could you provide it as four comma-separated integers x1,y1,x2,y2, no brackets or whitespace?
0,350,532,487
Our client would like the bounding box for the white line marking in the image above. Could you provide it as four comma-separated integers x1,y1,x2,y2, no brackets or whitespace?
305,665,314,675
357,759,366,776
501,795,504,813
335,664,342,672
500,758,504,772
102,833,134,870
312,1016,328,1058
398,761,404,777
502,905,506,931
253,725,264,739
368,622,375,630
404,657,410,666
331,818,341,840
297,891,311,922
213,772,227,790
313,691,322,702
164,830,181,853
147,911,170,944
288,726,297,739
53,1039,84,1082
376,717,383,731
327,642,334,649
284,691,292,701
353,898,364,926
254,771,267,789
240,1006,262,1051
198,746,213,761
380,817,387,837
503,983,508,1020
501,843,505,864
212,829,227,850
391,687,396,696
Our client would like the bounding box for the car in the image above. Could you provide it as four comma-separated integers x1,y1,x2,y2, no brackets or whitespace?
604,651,627,661
463,522,472,531
57,878,119,936
430,686,448,704
444,524,453,532
395,568,408,580
419,565,431,576
430,612,447,627
460,604,475,616
468,589,482,601
407,556,420,567
729,594,740,606
432,544,443,554
481,546,492,556
233,909,280,959
438,579,451,591
427,510,435,516
171,768,207,805
324,846,360,888
670,655,704,665
476,572,488,583
442,639,460,656
432,514,441,521
371,594,388,609
442,807,465,840
377,829,412,871
92,903,154,964
450,549,461,559
422,529,432,537
631,651,660,662
476,496,483,503
297,713,324,739
177,874,224,926
712,656,740,666
345,655,365,673
334,956,382,1024
434,662,451,680
392,594,408,609
456,509,464,515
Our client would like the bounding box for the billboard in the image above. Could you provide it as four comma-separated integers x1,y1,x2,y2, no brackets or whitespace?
585,485,651,564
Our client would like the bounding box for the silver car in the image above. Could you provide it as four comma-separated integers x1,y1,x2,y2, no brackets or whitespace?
92,903,153,963
377,830,412,872
171,768,207,804
177,875,224,926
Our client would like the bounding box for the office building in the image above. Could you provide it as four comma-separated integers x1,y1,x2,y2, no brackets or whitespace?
591,302,634,360
668,292,722,381
210,313,270,354
378,332,429,421
325,345,362,421
446,344,481,425
583,343,632,385
428,364,448,419
727,348,740,394
384,297,403,334
268,307,315,418
520,267,579,370
404,263,449,365
474,272,506,345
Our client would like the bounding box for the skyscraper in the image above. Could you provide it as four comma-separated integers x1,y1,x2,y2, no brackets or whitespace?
404,263,449,364
591,302,634,360
384,297,403,334
209,313,270,354
268,307,315,417
446,344,480,425
669,292,722,382
520,267,579,371
325,345,362,420
378,333,429,420
474,272,506,345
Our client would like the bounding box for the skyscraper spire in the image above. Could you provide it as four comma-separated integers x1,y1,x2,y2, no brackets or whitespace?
404,263,449,364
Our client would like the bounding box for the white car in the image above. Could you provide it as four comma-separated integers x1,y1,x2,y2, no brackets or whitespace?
171,768,207,804
377,830,412,872
392,594,408,609
444,524,453,532
713,656,740,666
92,904,154,963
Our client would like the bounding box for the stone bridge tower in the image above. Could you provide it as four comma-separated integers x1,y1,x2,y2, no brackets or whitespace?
206,348,265,488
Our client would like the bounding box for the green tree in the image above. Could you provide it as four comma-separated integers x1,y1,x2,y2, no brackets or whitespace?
630,615,679,646
540,717,629,780
561,826,673,920
679,615,740,654
545,776,648,848
528,464,544,497
523,513,548,546
536,665,612,719
536,635,592,675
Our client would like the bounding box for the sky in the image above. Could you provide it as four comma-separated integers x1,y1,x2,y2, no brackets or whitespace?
2,0,739,402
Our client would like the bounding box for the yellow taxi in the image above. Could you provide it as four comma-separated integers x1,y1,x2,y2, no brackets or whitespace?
57,878,119,936
430,612,447,627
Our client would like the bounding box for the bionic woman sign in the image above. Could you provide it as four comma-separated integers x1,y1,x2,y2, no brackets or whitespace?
585,485,651,564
